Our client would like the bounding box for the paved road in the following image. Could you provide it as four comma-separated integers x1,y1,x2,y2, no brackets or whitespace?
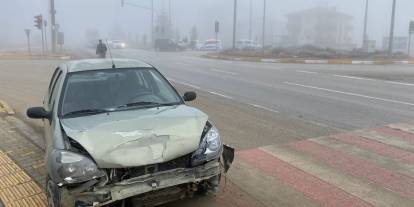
1,51,414,206
111,49,414,131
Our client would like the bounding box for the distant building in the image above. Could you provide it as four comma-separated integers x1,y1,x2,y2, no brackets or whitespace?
286,7,354,50
382,36,408,53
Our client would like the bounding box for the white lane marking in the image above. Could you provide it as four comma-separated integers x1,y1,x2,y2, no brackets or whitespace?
211,68,238,75
332,75,372,81
296,70,318,74
168,79,201,89
208,91,233,99
285,82,414,107
248,103,280,113
386,81,414,87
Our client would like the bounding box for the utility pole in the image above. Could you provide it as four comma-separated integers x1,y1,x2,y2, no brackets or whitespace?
50,0,57,53
232,0,238,49
24,29,31,55
249,0,253,40
362,0,369,51
169,0,171,26
44,20,48,52
409,32,412,57
215,21,220,41
409,21,414,57
121,0,155,48
388,0,397,56
262,0,266,53
151,0,154,48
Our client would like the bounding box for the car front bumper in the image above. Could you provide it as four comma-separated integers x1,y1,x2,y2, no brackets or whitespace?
63,161,221,206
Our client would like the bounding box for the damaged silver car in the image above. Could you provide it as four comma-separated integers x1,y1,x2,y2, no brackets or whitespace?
26,59,234,207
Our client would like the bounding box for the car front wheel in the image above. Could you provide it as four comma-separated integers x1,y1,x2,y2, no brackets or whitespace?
46,176,62,207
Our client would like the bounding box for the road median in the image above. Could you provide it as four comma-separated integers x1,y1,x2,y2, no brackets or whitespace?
203,54,414,65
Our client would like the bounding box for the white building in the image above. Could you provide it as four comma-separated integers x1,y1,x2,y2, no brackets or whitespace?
286,7,354,50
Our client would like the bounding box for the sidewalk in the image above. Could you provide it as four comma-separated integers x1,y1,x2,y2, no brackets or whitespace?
0,103,46,206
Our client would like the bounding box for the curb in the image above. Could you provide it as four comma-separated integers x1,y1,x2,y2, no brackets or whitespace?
0,101,15,116
203,55,414,65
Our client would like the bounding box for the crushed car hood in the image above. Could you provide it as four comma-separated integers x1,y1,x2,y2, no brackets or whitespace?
60,105,208,168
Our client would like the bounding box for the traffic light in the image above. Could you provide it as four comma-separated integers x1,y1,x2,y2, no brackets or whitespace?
410,21,414,34
215,21,220,33
34,15,43,30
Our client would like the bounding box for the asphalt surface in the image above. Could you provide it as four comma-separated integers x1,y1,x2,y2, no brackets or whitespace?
110,49,414,132
1,50,414,206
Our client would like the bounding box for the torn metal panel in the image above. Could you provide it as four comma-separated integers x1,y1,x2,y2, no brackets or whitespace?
68,161,221,206
61,105,208,168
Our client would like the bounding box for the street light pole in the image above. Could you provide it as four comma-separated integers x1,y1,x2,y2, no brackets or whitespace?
388,0,397,56
44,21,48,52
249,0,253,40
262,0,266,53
24,29,31,55
50,0,56,53
232,0,238,50
169,0,171,26
363,0,369,51
409,32,412,57
151,0,154,48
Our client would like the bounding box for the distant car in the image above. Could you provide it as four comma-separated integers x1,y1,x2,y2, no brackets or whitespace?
26,58,234,207
190,40,204,50
236,39,261,50
195,42,204,50
201,39,223,51
154,39,185,51
110,40,127,49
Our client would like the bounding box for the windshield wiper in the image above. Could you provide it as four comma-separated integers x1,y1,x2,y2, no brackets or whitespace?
64,109,110,117
115,101,179,109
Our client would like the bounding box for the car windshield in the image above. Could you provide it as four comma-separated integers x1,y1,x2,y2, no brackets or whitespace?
61,68,182,117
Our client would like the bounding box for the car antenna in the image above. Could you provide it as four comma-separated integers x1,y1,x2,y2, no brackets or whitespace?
105,39,116,68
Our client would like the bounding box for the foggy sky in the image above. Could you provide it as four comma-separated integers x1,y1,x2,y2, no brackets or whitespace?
2,0,414,48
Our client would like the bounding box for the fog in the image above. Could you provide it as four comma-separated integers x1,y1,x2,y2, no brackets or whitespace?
2,0,414,49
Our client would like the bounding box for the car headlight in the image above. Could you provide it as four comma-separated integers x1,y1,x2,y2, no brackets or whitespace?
50,150,104,186
191,122,223,166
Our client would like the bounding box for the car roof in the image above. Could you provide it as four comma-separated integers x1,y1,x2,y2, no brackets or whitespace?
63,58,153,73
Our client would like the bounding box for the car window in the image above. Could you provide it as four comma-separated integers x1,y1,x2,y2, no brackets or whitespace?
48,68,60,93
49,71,62,107
60,68,182,116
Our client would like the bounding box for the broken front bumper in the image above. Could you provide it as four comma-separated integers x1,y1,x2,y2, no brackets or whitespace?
66,161,221,206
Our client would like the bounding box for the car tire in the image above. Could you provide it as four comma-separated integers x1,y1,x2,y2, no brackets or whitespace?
46,176,62,207
46,176,74,207
198,174,221,196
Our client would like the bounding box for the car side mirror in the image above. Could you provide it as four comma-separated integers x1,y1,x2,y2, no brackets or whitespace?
27,107,51,119
183,91,197,102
